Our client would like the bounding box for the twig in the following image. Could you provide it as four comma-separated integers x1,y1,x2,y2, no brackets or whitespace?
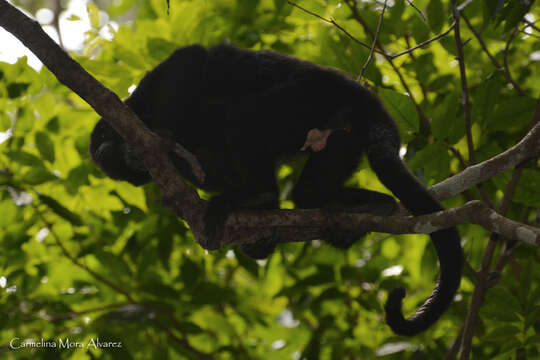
358,0,388,80
458,161,527,359
444,325,464,360
32,202,137,303
344,0,430,133
390,22,455,59
430,98,540,201
523,18,540,33
520,30,540,38
153,318,215,360
461,14,526,96
286,1,382,54
504,28,520,97
47,303,128,322
451,0,475,164
405,0,425,20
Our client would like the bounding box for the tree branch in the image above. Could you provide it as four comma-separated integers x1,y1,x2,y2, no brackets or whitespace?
2,0,538,256
0,0,212,249
451,0,475,164
389,22,455,59
286,1,384,55
358,0,388,80
221,200,539,247
344,0,430,134
461,14,526,96
430,98,540,200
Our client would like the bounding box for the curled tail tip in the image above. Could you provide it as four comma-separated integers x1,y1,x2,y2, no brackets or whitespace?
385,286,406,311
385,286,423,337
384,286,406,331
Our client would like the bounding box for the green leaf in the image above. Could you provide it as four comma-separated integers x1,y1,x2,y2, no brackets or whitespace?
94,250,132,279
234,249,260,278
500,0,533,32
431,93,466,144
178,258,202,286
427,74,454,92
38,194,83,226
116,46,148,69
45,116,60,133
485,325,521,341
0,112,10,132
490,97,537,133
158,232,173,271
141,282,181,300
410,16,431,43
514,170,540,207
101,304,152,322
66,14,81,21
427,0,445,33
7,150,43,167
35,131,55,163
7,82,30,98
378,88,419,142
0,170,12,185
87,1,100,28
147,38,177,61
481,286,522,322
409,142,451,183
176,321,204,334
21,167,57,185
472,75,504,130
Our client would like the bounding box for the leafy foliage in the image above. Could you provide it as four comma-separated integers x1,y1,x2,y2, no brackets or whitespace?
0,0,539,359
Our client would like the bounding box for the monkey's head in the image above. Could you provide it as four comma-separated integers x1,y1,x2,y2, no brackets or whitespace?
89,119,152,186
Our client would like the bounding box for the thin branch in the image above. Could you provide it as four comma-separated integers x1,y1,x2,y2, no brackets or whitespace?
344,0,430,134
458,155,528,359
461,14,526,96
504,27,521,98
287,1,382,54
523,18,540,33
390,22,455,59
358,0,388,80
430,97,540,201
451,0,475,164
153,318,216,360
47,303,129,322
405,0,425,20
33,201,137,303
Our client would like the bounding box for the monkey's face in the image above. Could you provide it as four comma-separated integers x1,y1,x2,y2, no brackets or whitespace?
89,119,151,186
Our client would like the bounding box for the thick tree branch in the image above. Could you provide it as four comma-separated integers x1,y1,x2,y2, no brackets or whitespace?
2,0,538,255
222,201,539,247
0,0,211,248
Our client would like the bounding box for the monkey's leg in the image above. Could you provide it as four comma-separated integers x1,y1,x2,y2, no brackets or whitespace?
292,130,397,248
208,124,281,259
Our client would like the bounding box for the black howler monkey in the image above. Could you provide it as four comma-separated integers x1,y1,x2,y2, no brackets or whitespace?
90,44,463,336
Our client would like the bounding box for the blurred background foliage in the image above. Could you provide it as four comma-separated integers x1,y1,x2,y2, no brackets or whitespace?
0,0,539,359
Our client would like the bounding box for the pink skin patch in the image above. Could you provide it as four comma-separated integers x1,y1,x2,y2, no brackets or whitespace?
300,128,333,152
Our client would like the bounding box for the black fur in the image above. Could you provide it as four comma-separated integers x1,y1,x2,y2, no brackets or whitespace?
89,44,464,335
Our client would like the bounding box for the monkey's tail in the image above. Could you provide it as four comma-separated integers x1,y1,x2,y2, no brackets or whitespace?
366,139,464,336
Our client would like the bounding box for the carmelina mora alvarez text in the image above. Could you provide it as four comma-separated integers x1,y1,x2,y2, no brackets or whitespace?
9,337,122,350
